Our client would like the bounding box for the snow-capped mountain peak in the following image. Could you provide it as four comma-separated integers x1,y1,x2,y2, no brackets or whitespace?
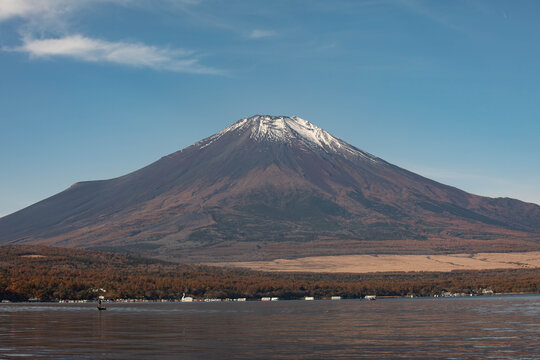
200,115,380,162
2,114,538,263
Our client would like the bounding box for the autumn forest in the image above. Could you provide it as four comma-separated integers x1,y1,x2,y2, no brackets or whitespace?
0,245,538,302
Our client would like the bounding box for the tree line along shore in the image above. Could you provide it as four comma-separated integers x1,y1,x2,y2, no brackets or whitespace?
0,245,538,302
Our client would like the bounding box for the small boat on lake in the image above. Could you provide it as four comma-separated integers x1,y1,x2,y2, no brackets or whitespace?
97,299,106,311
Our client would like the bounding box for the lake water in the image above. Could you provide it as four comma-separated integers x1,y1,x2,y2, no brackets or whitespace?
1,295,538,359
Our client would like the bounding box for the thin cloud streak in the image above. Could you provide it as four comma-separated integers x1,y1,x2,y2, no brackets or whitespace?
0,0,109,21
1,0,221,74
248,29,277,39
0,0,59,20
0,0,141,21
9,35,223,74
0,0,201,22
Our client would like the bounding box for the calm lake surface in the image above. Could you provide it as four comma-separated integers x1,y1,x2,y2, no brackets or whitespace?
1,295,538,359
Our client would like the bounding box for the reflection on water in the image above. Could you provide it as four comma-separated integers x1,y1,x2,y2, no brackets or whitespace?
1,295,539,359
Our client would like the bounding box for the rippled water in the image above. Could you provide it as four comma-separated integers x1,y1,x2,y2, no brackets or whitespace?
1,295,538,359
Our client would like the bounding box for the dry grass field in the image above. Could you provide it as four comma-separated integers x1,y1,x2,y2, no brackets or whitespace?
212,251,540,273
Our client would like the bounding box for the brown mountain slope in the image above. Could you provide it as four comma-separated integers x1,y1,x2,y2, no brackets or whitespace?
0,115,538,261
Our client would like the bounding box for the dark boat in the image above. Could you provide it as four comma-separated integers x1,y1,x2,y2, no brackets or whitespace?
97,299,106,311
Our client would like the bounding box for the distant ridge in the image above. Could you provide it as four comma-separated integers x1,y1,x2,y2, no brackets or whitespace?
0,115,538,261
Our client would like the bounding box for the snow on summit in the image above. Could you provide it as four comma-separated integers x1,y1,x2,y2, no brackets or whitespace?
200,115,381,162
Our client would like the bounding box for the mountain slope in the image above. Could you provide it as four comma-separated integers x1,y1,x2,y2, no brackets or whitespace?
0,115,539,261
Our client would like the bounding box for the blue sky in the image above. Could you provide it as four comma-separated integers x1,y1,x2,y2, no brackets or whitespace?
1,0,539,217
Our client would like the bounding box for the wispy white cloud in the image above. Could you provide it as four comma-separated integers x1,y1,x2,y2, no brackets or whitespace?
248,29,277,39
0,0,222,74
10,35,222,74
0,0,200,22
0,0,58,21
0,0,124,21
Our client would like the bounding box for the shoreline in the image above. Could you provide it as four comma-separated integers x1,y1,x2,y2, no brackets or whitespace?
3,292,538,304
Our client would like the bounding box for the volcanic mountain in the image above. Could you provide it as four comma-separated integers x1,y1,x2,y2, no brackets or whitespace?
0,115,539,261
